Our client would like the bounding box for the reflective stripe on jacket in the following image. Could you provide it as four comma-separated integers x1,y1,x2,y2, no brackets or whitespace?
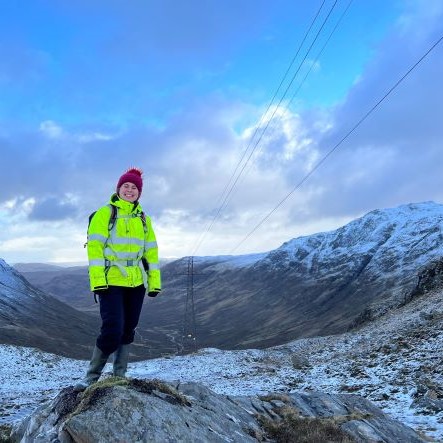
87,194,161,292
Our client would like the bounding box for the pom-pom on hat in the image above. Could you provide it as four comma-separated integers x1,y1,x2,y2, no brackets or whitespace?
116,167,143,195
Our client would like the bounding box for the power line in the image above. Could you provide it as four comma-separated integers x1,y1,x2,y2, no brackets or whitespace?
218,0,329,203
191,0,333,256
207,0,339,216
288,0,354,109
228,0,327,180
234,0,354,191
231,33,443,253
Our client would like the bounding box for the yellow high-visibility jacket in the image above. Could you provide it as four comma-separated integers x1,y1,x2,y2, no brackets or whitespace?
87,194,161,292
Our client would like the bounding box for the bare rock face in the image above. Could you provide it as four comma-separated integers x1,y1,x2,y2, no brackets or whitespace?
11,378,426,443
409,257,443,298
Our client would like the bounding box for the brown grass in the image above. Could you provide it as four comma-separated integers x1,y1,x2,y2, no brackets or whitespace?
71,377,191,417
128,378,191,406
257,407,357,443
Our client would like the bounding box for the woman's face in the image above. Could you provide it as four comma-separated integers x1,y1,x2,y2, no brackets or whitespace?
118,182,140,202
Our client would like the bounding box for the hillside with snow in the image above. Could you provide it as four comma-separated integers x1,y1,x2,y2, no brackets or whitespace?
1,279,442,440
0,259,151,360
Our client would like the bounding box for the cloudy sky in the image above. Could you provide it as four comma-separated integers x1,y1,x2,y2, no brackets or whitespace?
0,0,442,264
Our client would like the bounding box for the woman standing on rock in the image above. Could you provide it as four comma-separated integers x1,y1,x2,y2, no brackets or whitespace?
76,167,161,390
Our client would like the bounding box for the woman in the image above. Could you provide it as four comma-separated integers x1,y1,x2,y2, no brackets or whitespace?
76,167,161,389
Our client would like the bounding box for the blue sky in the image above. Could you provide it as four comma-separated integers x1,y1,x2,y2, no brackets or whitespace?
0,1,399,126
0,0,442,264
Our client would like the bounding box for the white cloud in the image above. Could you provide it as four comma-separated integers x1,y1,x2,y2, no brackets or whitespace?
0,199,19,210
39,120,114,143
0,218,87,265
39,120,63,139
304,58,321,74
77,132,114,143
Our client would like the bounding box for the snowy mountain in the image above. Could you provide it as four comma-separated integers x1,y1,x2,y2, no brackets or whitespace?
138,201,443,354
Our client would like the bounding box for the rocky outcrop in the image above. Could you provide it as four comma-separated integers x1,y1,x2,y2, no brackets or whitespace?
408,257,443,299
11,378,426,443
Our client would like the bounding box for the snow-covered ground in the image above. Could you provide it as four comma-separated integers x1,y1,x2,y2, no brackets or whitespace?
1,289,442,441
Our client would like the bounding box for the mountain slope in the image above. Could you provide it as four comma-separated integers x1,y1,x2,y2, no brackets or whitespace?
0,259,100,359
0,259,161,360
138,201,443,353
17,265,96,312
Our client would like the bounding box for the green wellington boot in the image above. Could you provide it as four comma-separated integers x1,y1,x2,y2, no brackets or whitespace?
74,345,109,391
113,344,130,377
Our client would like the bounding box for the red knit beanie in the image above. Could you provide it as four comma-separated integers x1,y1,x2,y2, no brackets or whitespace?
116,167,143,195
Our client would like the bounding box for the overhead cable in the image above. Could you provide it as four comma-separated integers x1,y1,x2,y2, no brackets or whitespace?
231,33,443,253
288,0,354,111
210,0,338,220
235,0,353,190
191,0,338,256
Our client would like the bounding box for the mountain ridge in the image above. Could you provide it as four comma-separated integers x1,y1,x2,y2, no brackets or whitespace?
141,201,443,353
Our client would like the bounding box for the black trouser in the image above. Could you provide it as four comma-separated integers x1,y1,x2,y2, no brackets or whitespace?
96,285,145,355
